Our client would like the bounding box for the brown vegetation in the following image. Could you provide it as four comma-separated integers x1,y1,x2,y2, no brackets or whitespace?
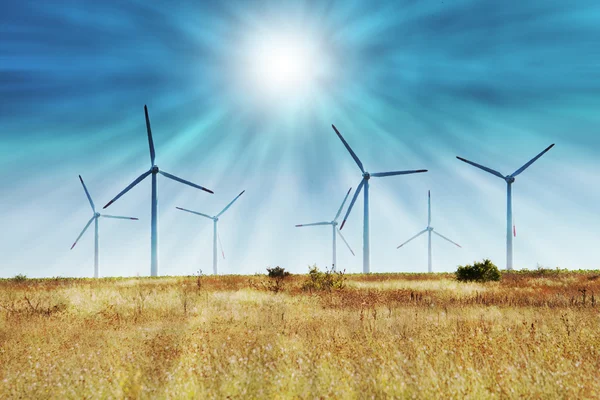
0,270,599,398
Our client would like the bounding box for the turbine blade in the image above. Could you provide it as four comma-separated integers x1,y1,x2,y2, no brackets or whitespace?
432,230,462,248
396,229,428,249
159,171,214,194
340,178,365,230
70,216,95,250
428,190,431,226
333,187,352,222
103,169,152,209
510,144,555,178
79,175,95,212
216,190,245,218
101,215,139,220
331,124,364,173
371,169,428,177
456,156,504,179
175,207,214,220
145,105,156,165
295,222,331,227
337,229,355,256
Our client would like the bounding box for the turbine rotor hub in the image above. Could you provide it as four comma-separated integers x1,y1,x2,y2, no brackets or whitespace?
506,176,515,183
95,212,101,218
151,165,159,173
363,172,371,180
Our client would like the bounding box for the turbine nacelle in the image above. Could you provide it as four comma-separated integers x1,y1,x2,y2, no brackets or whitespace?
362,172,371,180
94,212,101,218
505,176,515,183
151,165,159,174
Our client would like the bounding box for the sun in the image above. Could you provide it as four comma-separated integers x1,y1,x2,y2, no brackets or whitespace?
251,35,314,92
237,29,330,103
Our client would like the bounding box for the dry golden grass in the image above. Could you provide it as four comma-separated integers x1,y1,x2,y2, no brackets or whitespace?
1,270,599,399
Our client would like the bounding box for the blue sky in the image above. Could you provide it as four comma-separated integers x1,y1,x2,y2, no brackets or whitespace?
1,0,599,277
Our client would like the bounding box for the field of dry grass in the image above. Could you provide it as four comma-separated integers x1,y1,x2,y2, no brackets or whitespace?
1,269,599,399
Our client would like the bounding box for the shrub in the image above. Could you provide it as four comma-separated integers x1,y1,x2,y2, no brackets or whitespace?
267,266,290,279
302,265,346,292
533,265,562,277
266,266,290,293
456,259,501,282
13,274,27,282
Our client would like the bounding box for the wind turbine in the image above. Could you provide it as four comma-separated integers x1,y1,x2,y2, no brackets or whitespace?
71,175,138,278
396,191,461,273
331,124,428,273
176,190,245,275
295,187,356,271
456,143,555,270
103,105,214,277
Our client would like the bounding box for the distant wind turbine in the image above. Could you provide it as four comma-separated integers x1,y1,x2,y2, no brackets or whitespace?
176,190,245,275
295,187,356,271
331,124,428,273
103,105,214,277
456,143,555,270
396,191,461,273
71,175,138,278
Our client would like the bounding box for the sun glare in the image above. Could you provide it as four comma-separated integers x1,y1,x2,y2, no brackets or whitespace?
252,36,313,90
238,29,329,103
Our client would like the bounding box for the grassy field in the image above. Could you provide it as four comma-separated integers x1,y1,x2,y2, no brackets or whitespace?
1,269,599,399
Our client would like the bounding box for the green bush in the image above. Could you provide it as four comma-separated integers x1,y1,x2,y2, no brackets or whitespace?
302,265,346,292
13,274,27,282
456,259,501,282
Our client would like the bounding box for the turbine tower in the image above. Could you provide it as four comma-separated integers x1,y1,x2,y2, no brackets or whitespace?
456,143,555,270
176,190,245,275
331,124,428,273
396,191,461,273
295,187,356,271
103,105,214,277
71,175,138,278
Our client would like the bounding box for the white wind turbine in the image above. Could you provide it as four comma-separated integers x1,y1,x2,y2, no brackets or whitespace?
456,143,555,270
295,187,356,271
71,175,138,278
332,124,428,273
396,191,461,273
103,105,214,277
176,190,245,275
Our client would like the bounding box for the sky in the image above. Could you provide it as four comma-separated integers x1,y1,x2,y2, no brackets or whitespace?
1,0,599,278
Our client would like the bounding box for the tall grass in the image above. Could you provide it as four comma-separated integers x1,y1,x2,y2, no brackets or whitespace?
0,271,599,398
